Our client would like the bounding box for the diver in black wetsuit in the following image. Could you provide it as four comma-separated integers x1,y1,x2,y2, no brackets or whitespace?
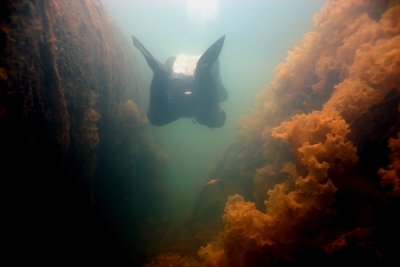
132,35,228,128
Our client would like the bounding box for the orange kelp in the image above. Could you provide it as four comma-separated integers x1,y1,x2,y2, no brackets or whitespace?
0,0,165,265
147,0,400,266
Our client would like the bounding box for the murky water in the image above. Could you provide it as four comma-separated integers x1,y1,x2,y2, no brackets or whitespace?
102,0,325,224
3,0,399,266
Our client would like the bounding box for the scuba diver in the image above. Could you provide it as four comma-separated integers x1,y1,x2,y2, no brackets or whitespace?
132,35,228,128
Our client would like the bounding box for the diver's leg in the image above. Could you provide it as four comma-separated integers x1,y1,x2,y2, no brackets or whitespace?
147,76,180,126
194,35,225,98
195,104,226,128
188,36,227,128
210,60,228,102
194,64,227,128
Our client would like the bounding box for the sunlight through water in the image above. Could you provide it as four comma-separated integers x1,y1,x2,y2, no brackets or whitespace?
186,0,219,27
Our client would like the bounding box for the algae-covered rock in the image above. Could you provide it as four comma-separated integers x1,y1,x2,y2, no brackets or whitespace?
1,0,165,265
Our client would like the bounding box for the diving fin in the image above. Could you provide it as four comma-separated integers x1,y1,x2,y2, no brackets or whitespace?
196,35,225,72
132,35,166,74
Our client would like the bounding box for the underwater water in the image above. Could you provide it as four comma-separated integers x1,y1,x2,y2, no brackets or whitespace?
2,0,399,266
102,0,325,224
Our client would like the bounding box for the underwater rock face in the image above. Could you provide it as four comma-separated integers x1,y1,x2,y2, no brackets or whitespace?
148,0,400,266
1,0,165,265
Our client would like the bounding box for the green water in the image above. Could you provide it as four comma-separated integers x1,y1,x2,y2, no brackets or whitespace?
102,0,326,223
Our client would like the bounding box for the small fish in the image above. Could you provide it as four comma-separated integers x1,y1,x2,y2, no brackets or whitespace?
205,178,219,186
